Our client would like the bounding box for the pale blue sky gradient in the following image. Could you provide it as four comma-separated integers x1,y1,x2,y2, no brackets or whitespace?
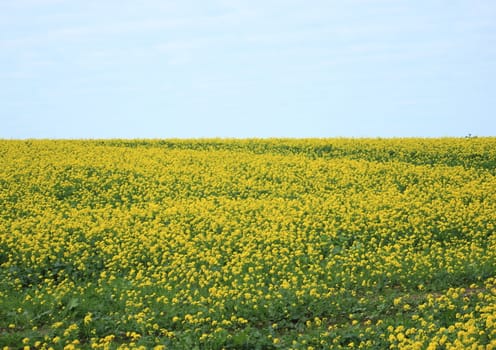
1,0,495,138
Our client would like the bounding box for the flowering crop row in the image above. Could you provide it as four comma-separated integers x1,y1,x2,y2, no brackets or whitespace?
0,139,495,349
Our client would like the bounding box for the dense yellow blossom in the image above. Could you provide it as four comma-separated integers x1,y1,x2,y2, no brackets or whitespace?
0,138,495,349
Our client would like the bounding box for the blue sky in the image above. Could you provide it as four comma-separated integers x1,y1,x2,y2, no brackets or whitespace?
1,0,495,138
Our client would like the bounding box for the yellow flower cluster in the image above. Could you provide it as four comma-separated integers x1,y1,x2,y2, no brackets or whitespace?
0,138,495,349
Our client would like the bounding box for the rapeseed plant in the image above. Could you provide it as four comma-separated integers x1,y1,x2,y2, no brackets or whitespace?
0,138,495,348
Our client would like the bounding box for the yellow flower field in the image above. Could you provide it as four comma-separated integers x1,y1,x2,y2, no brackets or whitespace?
1,138,495,349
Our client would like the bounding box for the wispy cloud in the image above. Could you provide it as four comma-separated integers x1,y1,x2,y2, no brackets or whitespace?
0,1,257,49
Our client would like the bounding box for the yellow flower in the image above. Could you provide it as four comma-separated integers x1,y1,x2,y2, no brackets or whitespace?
84,312,93,325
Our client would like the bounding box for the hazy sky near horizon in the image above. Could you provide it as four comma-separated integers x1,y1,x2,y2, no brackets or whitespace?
1,0,495,139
